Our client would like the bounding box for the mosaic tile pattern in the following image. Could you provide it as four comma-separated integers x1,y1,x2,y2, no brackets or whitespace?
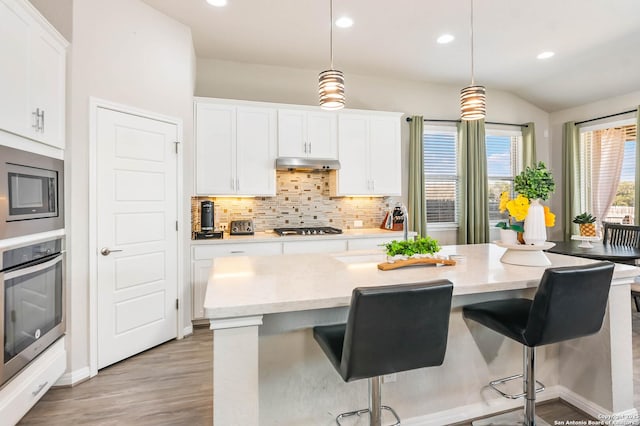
191,171,399,232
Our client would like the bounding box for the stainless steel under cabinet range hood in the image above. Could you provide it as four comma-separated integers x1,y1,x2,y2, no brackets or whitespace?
275,157,340,171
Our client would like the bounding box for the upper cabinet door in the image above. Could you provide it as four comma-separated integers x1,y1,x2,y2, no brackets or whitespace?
277,109,306,157
0,1,31,138
277,108,338,159
29,26,66,148
306,111,337,159
0,0,67,149
334,114,369,195
369,116,401,196
236,106,276,196
195,103,236,195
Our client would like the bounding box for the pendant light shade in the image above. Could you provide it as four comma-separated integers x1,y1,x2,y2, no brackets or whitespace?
461,0,485,120
318,69,345,110
460,85,486,120
319,0,345,110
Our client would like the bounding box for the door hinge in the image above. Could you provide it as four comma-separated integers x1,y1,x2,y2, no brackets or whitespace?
176,220,179,231
176,299,179,310
174,141,180,154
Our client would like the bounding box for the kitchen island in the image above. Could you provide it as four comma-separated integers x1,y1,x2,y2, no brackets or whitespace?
204,243,639,425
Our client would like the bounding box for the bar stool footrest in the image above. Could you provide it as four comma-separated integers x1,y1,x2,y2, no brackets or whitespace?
489,373,545,400
336,405,400,426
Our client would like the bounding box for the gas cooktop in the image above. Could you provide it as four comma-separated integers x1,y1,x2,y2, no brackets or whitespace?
273,226,343,236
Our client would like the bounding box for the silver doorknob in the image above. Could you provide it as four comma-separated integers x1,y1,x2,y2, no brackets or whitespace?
100,247,123,256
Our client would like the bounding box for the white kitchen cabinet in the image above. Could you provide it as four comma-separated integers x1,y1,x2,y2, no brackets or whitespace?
278,108,337,159
331,112,402,196
0,0,67,149
191,242,282,320
282,239,347,254
195,101,276,196
0,337,65,425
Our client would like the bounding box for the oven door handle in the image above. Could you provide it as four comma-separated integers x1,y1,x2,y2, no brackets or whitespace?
4,253,63,281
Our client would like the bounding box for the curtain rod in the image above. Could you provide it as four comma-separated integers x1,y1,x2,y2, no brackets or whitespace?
405,117,528,127
574,109,637,126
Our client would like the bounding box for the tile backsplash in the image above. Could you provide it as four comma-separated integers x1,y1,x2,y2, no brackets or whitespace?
191,171,399,233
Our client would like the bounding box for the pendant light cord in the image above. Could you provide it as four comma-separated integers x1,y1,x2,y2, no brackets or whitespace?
330,0,334,69
470,0,475,85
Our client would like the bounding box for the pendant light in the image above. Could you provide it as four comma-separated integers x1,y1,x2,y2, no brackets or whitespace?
460,0,486,120
318,0,345,110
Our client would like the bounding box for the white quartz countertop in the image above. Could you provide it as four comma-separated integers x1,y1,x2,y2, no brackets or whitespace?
192,228,414,244
203,243,640,319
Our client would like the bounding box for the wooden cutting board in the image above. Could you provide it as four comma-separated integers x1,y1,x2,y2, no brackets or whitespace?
377,257,456,270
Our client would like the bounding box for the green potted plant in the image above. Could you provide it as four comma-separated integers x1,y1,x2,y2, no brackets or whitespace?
573,212,597,236
514,161,555,201
514,162,556,245
383,237,440,260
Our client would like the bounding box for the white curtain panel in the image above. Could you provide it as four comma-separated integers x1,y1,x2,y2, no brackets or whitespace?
591,127,625,224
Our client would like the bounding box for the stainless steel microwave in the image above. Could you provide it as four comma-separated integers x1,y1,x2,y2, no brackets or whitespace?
0,145,64,239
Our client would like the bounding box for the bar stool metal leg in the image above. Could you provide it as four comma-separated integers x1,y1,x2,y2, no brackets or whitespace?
335,376,401,426
524,346,535,426
369,376,382,426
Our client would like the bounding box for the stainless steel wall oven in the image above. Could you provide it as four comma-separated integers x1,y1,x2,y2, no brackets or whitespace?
0,145,64,239
0,236,65,386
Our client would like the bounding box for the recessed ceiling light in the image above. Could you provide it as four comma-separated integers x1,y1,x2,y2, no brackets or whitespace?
537,51,555,60
206,0,227,7
437,34,455,44
335,16,353,28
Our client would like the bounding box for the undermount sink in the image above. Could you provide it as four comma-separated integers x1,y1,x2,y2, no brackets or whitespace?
332,253,386,264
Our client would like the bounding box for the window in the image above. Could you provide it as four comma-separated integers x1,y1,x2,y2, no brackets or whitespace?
423,126,458,224
423,126,522,226
486,130,521,222
579,122,636,224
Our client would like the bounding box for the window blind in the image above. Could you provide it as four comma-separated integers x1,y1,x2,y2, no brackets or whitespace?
423,131,458,224
486,133,520,222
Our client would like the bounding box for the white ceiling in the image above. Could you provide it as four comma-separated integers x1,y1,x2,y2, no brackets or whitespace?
142,0,640,112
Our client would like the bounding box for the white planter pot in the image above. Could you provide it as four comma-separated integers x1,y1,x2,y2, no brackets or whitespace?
523,199,547,245
499,228,518,245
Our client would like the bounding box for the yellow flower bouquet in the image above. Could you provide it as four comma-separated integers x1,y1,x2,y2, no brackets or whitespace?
496,192,556,231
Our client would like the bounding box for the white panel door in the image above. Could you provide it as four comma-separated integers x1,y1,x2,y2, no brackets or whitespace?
236,106,276,195
335,114,369,195
96,107,178,369
195,103,235,195
0,1,30,138
369,116,401,195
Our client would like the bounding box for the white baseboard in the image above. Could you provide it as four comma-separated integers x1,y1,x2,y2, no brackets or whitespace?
401,387,560,426
556,385,639,425
183,325,194,337
54,366,90,387
402,385,638,426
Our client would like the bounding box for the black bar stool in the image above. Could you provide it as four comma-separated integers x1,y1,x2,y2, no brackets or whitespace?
313,280,453,426
463,261,614,426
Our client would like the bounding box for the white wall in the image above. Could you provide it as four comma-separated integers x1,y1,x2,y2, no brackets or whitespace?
196,58,551,244
66,0,194,378
548,90,640,240
28,0,73,41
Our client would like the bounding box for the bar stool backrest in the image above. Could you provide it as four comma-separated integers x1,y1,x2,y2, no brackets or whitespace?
603,222,640,246
524,262,614,347
340,280,453,382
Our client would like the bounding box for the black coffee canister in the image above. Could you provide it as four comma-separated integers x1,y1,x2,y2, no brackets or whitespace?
201,201,214,232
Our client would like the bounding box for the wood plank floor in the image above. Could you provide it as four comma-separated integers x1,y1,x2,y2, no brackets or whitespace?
19,310,640,425
19,329,213,426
